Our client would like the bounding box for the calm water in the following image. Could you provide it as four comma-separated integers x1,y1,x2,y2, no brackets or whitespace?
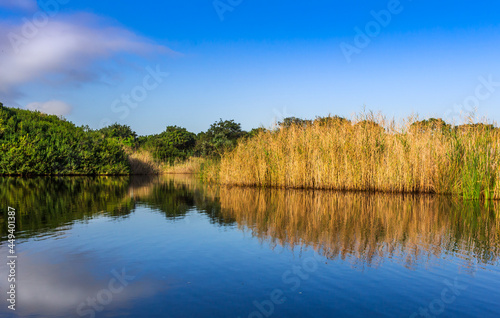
0,175,499,318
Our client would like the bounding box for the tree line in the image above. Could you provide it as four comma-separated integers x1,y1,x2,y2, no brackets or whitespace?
0,102,256,175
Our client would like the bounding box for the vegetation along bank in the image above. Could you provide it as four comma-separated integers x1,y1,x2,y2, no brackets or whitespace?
2,102,500,199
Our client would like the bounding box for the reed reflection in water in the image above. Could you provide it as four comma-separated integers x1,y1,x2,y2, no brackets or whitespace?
218,187,500,267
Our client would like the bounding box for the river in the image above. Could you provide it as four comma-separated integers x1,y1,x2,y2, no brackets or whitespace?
0,175,499,317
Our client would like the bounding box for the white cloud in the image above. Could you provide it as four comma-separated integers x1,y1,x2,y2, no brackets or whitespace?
0,12,178,99
0,0,37,11
26,100,73,116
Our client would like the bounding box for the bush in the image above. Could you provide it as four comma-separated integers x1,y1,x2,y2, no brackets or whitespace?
0,103,130,175
139,126,196,164
99,123,137,147
194,119,246,157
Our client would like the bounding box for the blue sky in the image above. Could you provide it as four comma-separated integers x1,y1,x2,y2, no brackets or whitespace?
1,0,500,134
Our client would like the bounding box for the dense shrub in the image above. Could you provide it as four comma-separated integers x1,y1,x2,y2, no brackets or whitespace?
138,126,196,164
0,103,130,175
99,123,137,147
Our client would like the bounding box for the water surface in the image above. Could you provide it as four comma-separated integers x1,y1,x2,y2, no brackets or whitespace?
0,175,499,317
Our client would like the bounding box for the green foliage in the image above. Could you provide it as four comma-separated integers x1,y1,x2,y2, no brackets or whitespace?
0,104,130,175
278,117,312,128
314,115,350,127
410,118,451,134
195,119,246,157
99,123,137,147
0,104,249,174
139,125,196,164
248,127,267,138
354,119,384,131
455,123,495,132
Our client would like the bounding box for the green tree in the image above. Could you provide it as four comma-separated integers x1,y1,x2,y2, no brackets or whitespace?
139,126,196,164
248,127,267,138
410,118,451,134
195,119,246,157
99,123,137,147
278,117,312,128
314,115,350,127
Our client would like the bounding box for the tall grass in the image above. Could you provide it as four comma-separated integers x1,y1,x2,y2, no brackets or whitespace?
127,150,164,175
198,158,221,182
128,150,205,175
210,113,500,199
163,157,205,174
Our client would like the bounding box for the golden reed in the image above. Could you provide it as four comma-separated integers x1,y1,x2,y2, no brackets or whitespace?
210,114,500,199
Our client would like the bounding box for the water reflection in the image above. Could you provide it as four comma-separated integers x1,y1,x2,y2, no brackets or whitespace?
218,188,500,267
0,176,134,240
1,175,499,267
128,175,230,225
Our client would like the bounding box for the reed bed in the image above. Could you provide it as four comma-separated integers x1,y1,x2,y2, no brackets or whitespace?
128,150,205,175
163,157,205,174
212,113,500,199
128,150,164,175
